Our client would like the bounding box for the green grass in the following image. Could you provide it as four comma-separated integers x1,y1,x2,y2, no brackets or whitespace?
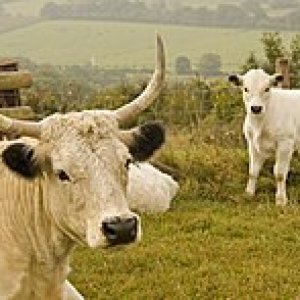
70,201,300,299
0,20,294,72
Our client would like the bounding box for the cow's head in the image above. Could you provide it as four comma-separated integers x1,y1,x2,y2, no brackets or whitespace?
0,35,165,248
229,69,283,116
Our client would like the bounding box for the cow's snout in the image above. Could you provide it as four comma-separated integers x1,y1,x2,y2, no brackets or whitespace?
102,216,138,246
251,105,263,114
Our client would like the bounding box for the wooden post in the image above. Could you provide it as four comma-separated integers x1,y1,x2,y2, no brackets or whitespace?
275,58,290,89
0,71,33,89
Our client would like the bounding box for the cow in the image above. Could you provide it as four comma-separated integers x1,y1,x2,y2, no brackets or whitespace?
127,162,179,213
228,68,300,206
0,35,165,299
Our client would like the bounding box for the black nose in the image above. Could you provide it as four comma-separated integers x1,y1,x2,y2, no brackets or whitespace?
102,216,138,246
251,105,263,114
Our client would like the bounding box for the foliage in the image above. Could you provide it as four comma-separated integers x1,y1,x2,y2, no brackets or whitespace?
175,55,192,75
241,51,259,73
242,32,300,87
261,32,285,73
197,53,222,77
39,0,300,31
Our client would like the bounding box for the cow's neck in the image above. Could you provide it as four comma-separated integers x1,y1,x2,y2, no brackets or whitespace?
247,113,266,135
0,170,75,298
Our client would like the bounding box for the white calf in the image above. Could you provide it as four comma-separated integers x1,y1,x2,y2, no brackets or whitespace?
229,68,300,206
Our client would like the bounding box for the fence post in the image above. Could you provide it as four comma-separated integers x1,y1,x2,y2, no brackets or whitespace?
275,57,290,89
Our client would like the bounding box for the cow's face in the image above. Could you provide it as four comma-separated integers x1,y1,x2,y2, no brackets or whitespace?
2,111,165,248
229,69,283,116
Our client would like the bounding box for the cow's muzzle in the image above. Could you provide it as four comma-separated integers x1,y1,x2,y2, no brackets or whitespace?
251,105,263,115
102,216,138,246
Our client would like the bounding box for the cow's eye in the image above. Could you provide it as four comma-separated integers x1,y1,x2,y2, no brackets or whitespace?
265,87,270,92
58,170,71,182
125,158,132,170
244,87,249,93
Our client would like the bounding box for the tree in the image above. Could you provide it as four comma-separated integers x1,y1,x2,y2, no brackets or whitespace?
175,55,192,75
261,32,285,73
241,52,259,73
197,53,222,76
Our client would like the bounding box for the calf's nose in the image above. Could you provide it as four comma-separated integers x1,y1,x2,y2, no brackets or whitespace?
251,105,263,114
102,216,138,246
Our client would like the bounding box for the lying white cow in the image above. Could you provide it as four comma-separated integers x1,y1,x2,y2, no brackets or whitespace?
0,35,165,299
127,162,179,213
228,68,300,206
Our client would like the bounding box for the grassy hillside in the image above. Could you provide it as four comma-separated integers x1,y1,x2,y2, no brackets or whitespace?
0,20,294,72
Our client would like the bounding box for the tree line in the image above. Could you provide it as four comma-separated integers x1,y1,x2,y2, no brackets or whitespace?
40,0,300,31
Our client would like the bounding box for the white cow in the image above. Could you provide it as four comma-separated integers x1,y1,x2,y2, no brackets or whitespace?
0,35,165,299
127,162,179,213
228,68,300,206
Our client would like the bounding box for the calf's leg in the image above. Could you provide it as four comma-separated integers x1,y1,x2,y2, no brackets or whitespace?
246,141,265,196
274,140,294,206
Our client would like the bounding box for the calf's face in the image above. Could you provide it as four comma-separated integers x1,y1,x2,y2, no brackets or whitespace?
229,69,283,116
2,112,165,248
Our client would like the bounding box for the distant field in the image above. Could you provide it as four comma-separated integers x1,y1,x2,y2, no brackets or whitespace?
0,20,294,73
3,0,66,16
3,0,240,16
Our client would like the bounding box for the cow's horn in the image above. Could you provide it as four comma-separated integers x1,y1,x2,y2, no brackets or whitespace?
114,34,165,125
0,114,41,138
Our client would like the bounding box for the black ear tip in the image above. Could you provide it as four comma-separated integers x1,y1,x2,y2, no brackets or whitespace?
276,74,284,82
228,74,236,81
140,121,165,145
129,121,165,161
2,143,40,179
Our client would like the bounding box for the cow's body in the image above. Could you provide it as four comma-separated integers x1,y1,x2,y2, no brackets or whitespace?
229,69,299,205
0,36,166,299
128,162,178,213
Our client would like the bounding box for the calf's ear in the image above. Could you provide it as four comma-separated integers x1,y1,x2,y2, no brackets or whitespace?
2,143,41,179
271,73,284,86
228,74,243,86
120,121,165,161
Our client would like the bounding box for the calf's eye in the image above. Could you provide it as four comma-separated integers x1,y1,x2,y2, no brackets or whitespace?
244,87,249,93
58,170,71,182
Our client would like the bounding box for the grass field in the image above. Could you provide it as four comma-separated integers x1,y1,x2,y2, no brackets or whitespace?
71,202,300,299
0,20,294,73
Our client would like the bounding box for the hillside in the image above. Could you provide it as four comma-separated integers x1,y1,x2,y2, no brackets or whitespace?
0,20,294,73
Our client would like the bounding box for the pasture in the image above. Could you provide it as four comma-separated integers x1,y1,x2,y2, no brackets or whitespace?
0,20,294,72
69,128,300,299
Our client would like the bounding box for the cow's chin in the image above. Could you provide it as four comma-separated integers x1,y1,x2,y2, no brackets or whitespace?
85,226,105,248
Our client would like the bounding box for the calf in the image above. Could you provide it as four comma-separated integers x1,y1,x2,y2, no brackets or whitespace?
228,68,300,206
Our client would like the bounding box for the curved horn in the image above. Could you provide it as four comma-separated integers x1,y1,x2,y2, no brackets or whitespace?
114,34,166,125
0,114,41,138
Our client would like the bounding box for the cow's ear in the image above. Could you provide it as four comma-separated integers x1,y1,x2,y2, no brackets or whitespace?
228,74,243,86
271,73,284,86
2,143,41,179
120,121,165,161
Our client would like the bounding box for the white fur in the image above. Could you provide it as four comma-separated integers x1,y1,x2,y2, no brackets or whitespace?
127,163,178,213
234,69,300,205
